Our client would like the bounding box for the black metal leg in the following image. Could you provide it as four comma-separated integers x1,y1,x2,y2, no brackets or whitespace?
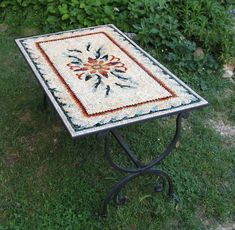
100,112,188,217
111,129,142,167
101,169,173,216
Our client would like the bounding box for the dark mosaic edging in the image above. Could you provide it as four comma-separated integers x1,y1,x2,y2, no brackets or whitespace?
19,25,202,132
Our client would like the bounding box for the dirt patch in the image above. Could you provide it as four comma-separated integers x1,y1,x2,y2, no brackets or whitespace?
223,88,234,98
19,134,36,153
0,23,8,32
35,164,48,178
3,153,20,166
52,125,63,133
209,119,235,137
19,111,32,124
223,63,235,82
22,27,40,36
196,207,235,230
214,223,235,230
196,206,212,229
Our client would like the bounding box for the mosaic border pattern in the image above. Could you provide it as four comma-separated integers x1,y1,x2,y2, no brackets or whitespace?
36,31,177,116
16,24,208,138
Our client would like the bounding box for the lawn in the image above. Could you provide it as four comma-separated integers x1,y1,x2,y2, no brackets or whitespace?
0,14,235,230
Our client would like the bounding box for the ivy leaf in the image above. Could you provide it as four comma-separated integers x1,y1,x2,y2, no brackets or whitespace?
79,2,85,8
62,14,70,20
46,15,57,24
58,3,68,15
104,6,113,16
47,5,57,14
71,0,79,4
93,0,101,6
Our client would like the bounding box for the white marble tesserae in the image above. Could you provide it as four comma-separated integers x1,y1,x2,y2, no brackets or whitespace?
16,24,208,137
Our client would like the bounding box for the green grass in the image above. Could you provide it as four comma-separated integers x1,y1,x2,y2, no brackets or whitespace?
0,17,235,229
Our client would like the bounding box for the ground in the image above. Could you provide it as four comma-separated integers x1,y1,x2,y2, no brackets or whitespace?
0,20,235,229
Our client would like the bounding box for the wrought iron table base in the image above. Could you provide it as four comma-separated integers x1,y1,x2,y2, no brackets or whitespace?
42,93,188,217
100,112,188,216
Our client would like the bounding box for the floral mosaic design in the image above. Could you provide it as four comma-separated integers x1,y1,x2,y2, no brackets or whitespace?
16,25,208,137
66,43,138,96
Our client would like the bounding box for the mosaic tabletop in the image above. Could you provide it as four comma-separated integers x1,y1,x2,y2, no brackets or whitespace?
16,24,208,138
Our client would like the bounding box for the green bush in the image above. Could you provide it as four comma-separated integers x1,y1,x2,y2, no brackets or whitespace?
0,0,234,87
170,0,235,62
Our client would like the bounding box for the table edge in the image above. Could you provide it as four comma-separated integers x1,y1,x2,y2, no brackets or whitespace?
15,24,209,139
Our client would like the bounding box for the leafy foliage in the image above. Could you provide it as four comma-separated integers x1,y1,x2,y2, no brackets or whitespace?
0,0,234,90
169,0,235,61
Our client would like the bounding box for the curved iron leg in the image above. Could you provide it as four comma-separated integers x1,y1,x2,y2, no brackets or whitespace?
101,169,173,217
104,113,184,174
101,112,188,217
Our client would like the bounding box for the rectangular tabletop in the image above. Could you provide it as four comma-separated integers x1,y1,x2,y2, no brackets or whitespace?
16,24,208,138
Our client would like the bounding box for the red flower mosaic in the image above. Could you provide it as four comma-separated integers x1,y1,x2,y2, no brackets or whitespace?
67,55,127,79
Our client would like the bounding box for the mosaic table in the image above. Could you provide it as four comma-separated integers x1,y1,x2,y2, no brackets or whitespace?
16,24,208,216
